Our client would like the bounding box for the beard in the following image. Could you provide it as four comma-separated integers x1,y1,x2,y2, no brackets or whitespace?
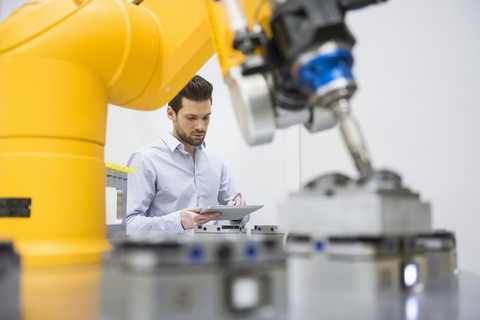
174,121,206,147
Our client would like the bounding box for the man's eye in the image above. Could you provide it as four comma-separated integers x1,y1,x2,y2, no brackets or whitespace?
203,117,210,121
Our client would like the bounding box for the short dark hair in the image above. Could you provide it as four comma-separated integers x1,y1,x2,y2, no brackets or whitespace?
169,75,213,114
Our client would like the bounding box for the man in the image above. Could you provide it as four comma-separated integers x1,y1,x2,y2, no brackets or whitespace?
126,75,248,236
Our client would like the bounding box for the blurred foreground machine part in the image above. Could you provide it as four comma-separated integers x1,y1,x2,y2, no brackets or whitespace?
250,225,285,240
101,236,287,320
0,241,20,320
278,170,472,319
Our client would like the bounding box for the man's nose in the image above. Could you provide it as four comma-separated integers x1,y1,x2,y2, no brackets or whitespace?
195,119,206,131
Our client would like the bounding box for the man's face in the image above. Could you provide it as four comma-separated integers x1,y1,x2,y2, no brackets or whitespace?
168,97,211,147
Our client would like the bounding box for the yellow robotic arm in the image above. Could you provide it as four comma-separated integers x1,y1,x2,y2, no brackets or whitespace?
0,0,382,266
0,0,217,265
0,0,276,265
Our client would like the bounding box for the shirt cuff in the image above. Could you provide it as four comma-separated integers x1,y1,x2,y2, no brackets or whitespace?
171,210,186,233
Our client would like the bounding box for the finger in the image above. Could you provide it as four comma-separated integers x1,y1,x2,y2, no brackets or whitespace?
227,200,235,206
197,212,218,220
206,212,222,220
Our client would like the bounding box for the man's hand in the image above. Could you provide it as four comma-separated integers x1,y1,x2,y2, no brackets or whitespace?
227,199,246,223
227,199,246,206
180,207,222,230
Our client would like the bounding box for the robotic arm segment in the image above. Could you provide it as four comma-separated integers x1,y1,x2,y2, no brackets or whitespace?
0,0,162,109
0,0,215,111
121,0,215,110
211,0,384,176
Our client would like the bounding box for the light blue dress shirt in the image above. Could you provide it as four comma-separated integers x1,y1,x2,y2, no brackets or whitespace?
126,133,246,236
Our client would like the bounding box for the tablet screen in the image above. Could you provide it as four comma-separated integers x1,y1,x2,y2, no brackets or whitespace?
199,205,263,220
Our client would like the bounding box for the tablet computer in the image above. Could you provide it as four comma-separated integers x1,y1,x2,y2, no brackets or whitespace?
199,205,263,220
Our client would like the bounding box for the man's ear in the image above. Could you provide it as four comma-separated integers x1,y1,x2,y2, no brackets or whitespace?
167,106,175,121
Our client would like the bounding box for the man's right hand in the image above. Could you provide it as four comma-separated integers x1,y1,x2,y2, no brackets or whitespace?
180,207,222,230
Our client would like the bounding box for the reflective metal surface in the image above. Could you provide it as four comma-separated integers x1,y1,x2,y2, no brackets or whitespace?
224,66,276,146
101,236,287,320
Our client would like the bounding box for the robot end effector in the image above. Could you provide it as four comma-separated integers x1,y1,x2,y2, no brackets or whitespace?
222,0,386,178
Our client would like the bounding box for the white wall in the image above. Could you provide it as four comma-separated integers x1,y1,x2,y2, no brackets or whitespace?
2,0,479,274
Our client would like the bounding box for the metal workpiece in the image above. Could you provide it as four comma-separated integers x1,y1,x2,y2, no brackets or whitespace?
0,241,20,320
304,169,406,201
303,172,352,194
303,169,403,192
101,236,287,320
284,170,431,235
357,169,403,190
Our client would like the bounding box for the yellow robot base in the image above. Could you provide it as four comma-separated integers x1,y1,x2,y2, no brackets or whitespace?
0,57,109,319
0,57,111,265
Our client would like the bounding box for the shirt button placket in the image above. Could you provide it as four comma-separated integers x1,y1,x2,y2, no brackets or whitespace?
192,156,199,206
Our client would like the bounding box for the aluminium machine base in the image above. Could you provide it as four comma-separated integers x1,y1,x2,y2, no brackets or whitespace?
279,170,461,320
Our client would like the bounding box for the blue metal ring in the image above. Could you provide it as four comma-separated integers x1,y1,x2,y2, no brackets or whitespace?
297,48,354,93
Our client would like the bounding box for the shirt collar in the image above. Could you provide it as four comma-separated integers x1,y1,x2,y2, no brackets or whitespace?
162,132,206,153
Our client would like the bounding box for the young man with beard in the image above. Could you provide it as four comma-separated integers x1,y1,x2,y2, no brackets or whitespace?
126,75,248,236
